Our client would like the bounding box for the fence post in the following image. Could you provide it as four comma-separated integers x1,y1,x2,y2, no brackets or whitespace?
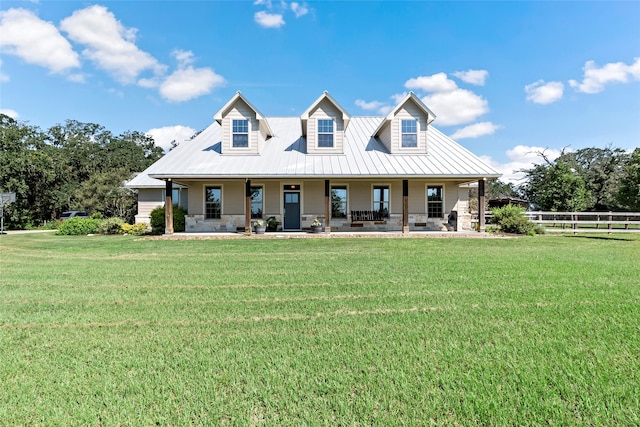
608,212,612,234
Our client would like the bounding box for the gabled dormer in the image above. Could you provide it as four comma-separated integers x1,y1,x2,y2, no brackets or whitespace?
373,92,436,154
213,91,273,155
301,91,351,155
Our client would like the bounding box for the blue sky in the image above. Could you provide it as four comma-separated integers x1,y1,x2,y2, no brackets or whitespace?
1,0,639,182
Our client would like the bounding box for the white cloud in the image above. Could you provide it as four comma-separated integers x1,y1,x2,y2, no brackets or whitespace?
449,122,501,140
0,108,19,118
66,73,86,83
159,67,225,102
355,99,383,110
569,58,640,94
404,73,489,126
452,69,488,86
420,89,488,126
255,11,285,28
355,99,393,115
60,5,165,84
405,73,457,92
0,8,80,74
524,80,564,104
291,2,309,17
481,145,564,183
157,50,225,102
146,125,197,151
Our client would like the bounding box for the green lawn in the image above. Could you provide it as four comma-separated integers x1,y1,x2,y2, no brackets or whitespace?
1,233,639,426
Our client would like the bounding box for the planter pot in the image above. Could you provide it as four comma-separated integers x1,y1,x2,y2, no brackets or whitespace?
310,225,323,234
254,226,266,234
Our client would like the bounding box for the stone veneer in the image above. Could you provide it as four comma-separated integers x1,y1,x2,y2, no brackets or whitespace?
185,212,466,232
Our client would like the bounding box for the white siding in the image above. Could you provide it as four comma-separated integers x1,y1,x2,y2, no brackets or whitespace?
221,99,261,155
390,102,428,154
306,99,345,155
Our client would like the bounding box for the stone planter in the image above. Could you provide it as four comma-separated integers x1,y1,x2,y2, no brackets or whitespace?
310,225,323,234
254,226,266,234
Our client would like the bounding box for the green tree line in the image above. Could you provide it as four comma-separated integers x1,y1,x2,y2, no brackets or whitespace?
1,114,163,229
488,146,640,212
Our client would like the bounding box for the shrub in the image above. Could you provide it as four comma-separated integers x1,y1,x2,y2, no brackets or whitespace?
490,205,544,236
97,217,125,235
56,218,101,235
121,223,149,236
149,205,187,234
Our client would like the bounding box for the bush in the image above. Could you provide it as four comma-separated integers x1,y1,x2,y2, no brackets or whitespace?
97,217,125,235
121,223,149,236
149,205,187,234
56,218,101,235
490,205,544,236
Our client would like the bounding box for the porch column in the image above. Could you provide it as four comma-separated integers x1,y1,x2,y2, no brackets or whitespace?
478,178,486,232
245,179,252,235
164,179,174,235
324,179,331,233
402,179,409,234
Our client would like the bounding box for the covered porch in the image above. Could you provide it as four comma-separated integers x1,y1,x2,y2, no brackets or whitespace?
161,178,488,235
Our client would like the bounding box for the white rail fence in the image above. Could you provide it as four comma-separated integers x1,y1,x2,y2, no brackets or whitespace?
473,211,640,233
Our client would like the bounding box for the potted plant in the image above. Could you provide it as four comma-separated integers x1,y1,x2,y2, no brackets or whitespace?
310,218,323,233
253,219,266,234
266,216,278,232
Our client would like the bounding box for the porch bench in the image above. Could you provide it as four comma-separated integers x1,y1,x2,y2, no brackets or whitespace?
350,210,387,226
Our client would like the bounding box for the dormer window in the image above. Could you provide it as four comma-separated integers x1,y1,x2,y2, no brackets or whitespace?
401,119,417,148
317,119,334,147
232,119,249,147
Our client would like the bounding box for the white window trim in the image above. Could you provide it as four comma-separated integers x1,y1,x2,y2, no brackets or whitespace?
204,184,223,220
371,183,391,216
400,118,418,149
231,118,251,149
317,117,335,149
426,184,445,218
250,184,264,219
330,184,349,219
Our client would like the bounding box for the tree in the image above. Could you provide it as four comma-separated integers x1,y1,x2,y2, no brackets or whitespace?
559,147,629,210
1,114,165,229
521,151,589,211
0,115,60,227
617,148,640,211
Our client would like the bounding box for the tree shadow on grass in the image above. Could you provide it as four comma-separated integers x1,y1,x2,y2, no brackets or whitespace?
563,234,636,242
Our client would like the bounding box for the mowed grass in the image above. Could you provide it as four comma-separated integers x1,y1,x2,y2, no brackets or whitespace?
0,233,638,426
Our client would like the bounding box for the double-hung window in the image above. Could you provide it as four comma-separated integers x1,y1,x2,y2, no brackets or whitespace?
427,186,443,218
331,186,347,218
250,186,263,219
317,119,334,148
401,119,418,148
373,185,389,218
232,119,249,148
205,186,222,219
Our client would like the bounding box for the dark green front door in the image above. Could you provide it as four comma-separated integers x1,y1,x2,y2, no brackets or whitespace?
283,192,300,230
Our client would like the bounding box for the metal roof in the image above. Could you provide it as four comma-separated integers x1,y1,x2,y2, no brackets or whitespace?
127,116,500,187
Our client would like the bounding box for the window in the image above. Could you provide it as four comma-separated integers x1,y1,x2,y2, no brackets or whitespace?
317,119,334,147
232,119,249,147
331,186,347,218
250,186,263,219
401,119,417,147
373,186,389,218
205,186,221,219
427,186,443,218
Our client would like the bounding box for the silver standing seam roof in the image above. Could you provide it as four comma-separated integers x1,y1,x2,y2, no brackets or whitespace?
126,116,500,187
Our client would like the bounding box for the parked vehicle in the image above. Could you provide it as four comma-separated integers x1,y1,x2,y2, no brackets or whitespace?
60,211,89,220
